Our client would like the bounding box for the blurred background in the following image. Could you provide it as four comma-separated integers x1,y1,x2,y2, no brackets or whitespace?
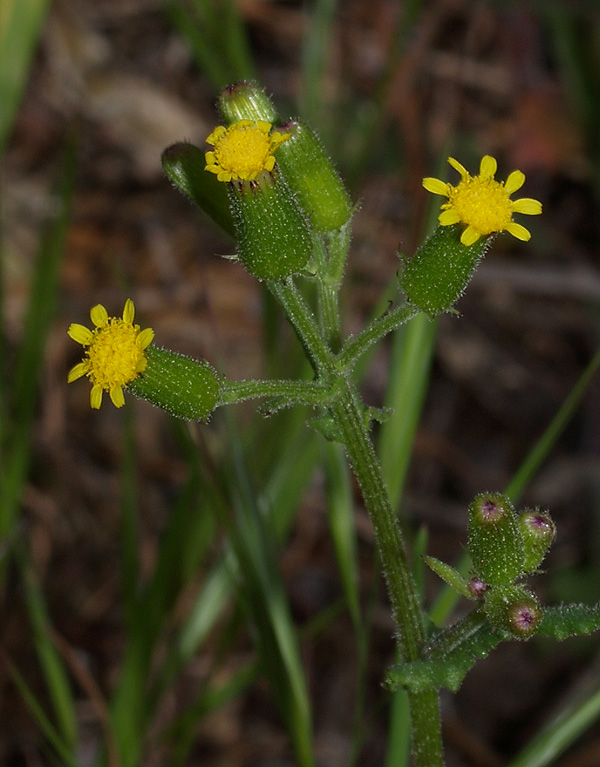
2,0,600,765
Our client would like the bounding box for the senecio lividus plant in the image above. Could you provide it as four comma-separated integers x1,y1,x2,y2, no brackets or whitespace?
67,82,600,766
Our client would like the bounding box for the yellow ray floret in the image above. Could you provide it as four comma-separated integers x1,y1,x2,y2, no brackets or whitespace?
423,155,542,246
67,299,154,409
204,119,289,182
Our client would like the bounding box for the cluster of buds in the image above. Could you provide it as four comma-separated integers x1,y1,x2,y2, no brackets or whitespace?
426,492,556,639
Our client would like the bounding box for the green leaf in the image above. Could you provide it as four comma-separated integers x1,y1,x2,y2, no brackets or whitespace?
386,611,504,693
423,555,473,600
538,603,600,641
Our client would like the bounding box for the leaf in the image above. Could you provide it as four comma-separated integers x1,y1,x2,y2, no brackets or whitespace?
386,611,504,693
423,555,473,600
538,603,600,641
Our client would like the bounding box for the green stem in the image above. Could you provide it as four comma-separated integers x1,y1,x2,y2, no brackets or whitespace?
270,277,444,765
337,303,420,370
218,378,332,408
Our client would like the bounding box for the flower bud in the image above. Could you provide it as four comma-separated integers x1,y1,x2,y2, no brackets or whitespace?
218,81,278,125
162,142,234,236
272,121,352,233
468,577,488,599
468,493,524,586
518,508,556,572
484,585,542,639
399,224,493,317
228,168,312,280
127,346,219,421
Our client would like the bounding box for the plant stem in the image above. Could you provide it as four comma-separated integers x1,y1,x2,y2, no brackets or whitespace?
218,378,332,407
270,277,445,766
337,303,419,370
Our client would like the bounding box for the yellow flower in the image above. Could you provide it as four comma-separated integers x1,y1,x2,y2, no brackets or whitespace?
204,119,289,183
67,299,154,409
423,155,542,246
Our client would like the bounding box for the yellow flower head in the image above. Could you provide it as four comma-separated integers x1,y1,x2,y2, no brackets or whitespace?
204,119,289,183
423,155,542,246
67,299,154,409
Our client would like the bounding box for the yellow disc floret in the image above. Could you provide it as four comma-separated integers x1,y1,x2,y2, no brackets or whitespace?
67,299,154,409
423,155,542,246
204,119,289,182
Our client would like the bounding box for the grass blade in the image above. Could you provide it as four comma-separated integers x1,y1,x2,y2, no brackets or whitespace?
0,0,52,155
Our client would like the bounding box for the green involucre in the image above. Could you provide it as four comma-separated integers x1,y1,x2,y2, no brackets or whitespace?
228,169,312,280
161,142,234,236
127,345,219,421
273,121,352,233
400,224,493,317
218,81,278,125
468,492,524,586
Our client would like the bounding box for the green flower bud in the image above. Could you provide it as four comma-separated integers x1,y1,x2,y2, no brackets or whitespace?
399,224,494,317
218,81,278,125
127,345,219,421
272,121,352,233
228,168,313,280
162,142,235,236
468,493,524,586
518,508,556,572
484,584,542,639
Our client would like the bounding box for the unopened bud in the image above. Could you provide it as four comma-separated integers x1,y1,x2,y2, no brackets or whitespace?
468,577,488,599
468,493,524,586
484,585,542,639
273,121,352,233
518,508,556,572
218,81,278,125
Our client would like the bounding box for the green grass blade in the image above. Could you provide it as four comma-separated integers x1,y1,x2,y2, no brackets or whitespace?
379,313,438,513
0,0,52,156
504,346,600,500
0,138,76,559
19,553,78,753
300,0,339,130
508,667,600,767
225,420,315,767
6,658,77,767
323,441,361,627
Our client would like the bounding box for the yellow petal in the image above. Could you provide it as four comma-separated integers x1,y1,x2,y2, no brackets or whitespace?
256,120,272,132
68,323,93,345
447,157,468,178
137,328,155,349
110,386,125,408
422,177,450,196
512,198,542,215
439,209,461,225
504,170,525,195
90,385,103,409
205,126,226,146
479,155,497,178
123,298,135,324
136,356,148,373
217,170,232,182
505,222,531,241
205,163,220,175
90,304,108,327
67,362,87,383
460,226,481,246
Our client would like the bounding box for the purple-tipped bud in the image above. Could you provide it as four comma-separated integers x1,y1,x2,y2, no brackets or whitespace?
508,600,542,638
218,81,278,125
518,508,556,572
468,577,488,599
484,584,542,640
468,493,524,586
